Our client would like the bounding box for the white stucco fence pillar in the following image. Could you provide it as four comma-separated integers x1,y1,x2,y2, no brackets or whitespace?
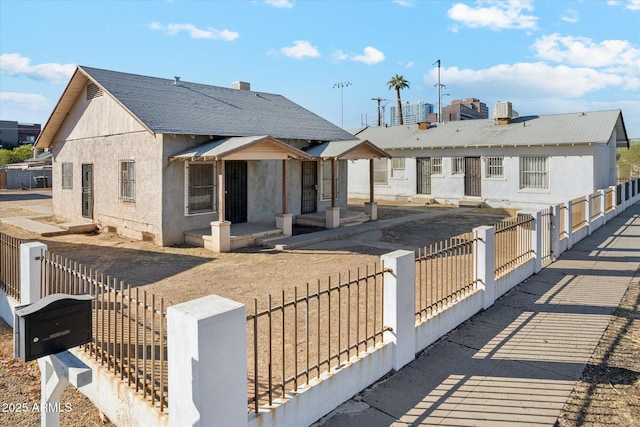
381,250,415,371
167,295,247,427
473,226,496,310
565,200,574,249
20,241,47,305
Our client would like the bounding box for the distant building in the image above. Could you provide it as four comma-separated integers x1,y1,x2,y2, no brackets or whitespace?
441,98,488,122
0,120,41,147
389,101,434,126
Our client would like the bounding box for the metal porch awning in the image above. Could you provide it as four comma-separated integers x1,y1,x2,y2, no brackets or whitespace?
169,135,311,161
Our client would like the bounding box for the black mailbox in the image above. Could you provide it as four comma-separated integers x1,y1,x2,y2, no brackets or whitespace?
15,294,93,362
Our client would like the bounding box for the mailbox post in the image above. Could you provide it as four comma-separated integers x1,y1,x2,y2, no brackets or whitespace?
14,294,94,427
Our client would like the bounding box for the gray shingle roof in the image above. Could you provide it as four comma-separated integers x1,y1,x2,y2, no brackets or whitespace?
351,110,628,150
80,66,354,141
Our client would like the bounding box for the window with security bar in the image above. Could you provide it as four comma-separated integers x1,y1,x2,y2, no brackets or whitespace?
61,163,73,189
119,160,135,201
321,160,339,200
452,157,464,175
373,158,388,185
520,156,548,189
391,158,406,179
431,157,443,175
187,162,217,214
486,157,504,178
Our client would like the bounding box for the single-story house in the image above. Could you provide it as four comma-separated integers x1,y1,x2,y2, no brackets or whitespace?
348,106,629,209
35,66,388,250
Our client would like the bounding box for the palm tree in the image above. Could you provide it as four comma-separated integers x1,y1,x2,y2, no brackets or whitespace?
387,74,410,125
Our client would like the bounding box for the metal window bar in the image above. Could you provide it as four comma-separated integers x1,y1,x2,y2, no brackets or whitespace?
0,232,24,300
415,232,478,320
247,263,387,413
571,197,587,232
39,250,169,413
589,192,602,221
540,207,553,267
494,215,534,279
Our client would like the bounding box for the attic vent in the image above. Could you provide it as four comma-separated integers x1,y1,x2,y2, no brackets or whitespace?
87,83,103,100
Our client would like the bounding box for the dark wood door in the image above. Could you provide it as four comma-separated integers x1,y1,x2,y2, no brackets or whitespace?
225,161,247,223
301,161,317,214
416,157,432,195
464,157,481,197
81,164,93,219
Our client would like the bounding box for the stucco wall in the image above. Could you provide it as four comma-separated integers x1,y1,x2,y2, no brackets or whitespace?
51,89,166,242
349,145,599,208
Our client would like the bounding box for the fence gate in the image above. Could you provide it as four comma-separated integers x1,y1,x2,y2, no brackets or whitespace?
416,157,432,195
464,157,481,197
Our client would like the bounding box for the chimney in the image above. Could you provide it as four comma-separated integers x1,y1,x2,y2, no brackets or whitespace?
231,81,251,91
418,121,430,130
174,76,181,85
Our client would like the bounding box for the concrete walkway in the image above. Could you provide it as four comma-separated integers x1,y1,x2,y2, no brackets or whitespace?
317,202,640,426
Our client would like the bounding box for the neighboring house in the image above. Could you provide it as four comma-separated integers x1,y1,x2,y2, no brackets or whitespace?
348,107,630,209
35,66,387,250
4,150,52,189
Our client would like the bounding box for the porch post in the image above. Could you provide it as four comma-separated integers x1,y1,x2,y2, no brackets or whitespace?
331,158,337,208
365,158,378,221
282,159,288,214
218,159,226,223
276,159,293,235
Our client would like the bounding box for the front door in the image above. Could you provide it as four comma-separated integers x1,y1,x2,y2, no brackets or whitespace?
81,164,93,219
416,157,432,194
224,161,247,223
464,157,481,197
301,161,318,214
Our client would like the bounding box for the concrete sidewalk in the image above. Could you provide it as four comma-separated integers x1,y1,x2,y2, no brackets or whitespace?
318,202,640,426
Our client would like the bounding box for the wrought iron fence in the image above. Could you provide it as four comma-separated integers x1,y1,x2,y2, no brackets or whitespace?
571,197,588,232
0,232,25,300
40,251,169,413
415,232,478,320
589,192,602,221
494,215,534,278
247,264,386,413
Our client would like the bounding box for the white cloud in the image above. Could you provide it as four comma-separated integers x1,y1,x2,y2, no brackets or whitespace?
0,54,75,84
265,0,293,8
533,34,640,86
427,62,624,99
0,92,49,110
561,9,579,23
350,46,385,65
627,0,640,10
149,22,239,41
447,0,538,31
330,49,349,62
393,0,416,7
280,40,320,59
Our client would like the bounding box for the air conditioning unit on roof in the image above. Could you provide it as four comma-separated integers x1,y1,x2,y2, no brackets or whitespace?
494,101,513,119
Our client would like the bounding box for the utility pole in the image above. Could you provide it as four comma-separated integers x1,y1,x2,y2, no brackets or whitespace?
433,59,446,123
371,97,389,126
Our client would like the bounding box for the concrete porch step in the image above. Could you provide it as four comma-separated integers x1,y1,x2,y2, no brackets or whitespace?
59,221,97,234
458,199,484,208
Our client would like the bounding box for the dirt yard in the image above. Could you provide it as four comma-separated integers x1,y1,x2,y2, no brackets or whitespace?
1,189,638,425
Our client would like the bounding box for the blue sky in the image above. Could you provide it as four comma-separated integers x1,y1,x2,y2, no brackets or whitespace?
1,0,639,137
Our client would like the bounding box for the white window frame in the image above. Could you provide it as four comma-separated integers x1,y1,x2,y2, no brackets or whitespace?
431,157,443,175
390,158,406,179
452,157,465,175
321,160,339,200
486,156,504,178
61,162,73,189
186,162,218,215
520,156,548,190
119,159,135,201
373,158,389,185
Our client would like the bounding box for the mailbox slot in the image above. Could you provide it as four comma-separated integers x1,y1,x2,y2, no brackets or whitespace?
15,294,93,362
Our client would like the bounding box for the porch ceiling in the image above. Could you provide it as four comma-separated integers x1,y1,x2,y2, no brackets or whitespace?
304,139,390,160
169,135,311,161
